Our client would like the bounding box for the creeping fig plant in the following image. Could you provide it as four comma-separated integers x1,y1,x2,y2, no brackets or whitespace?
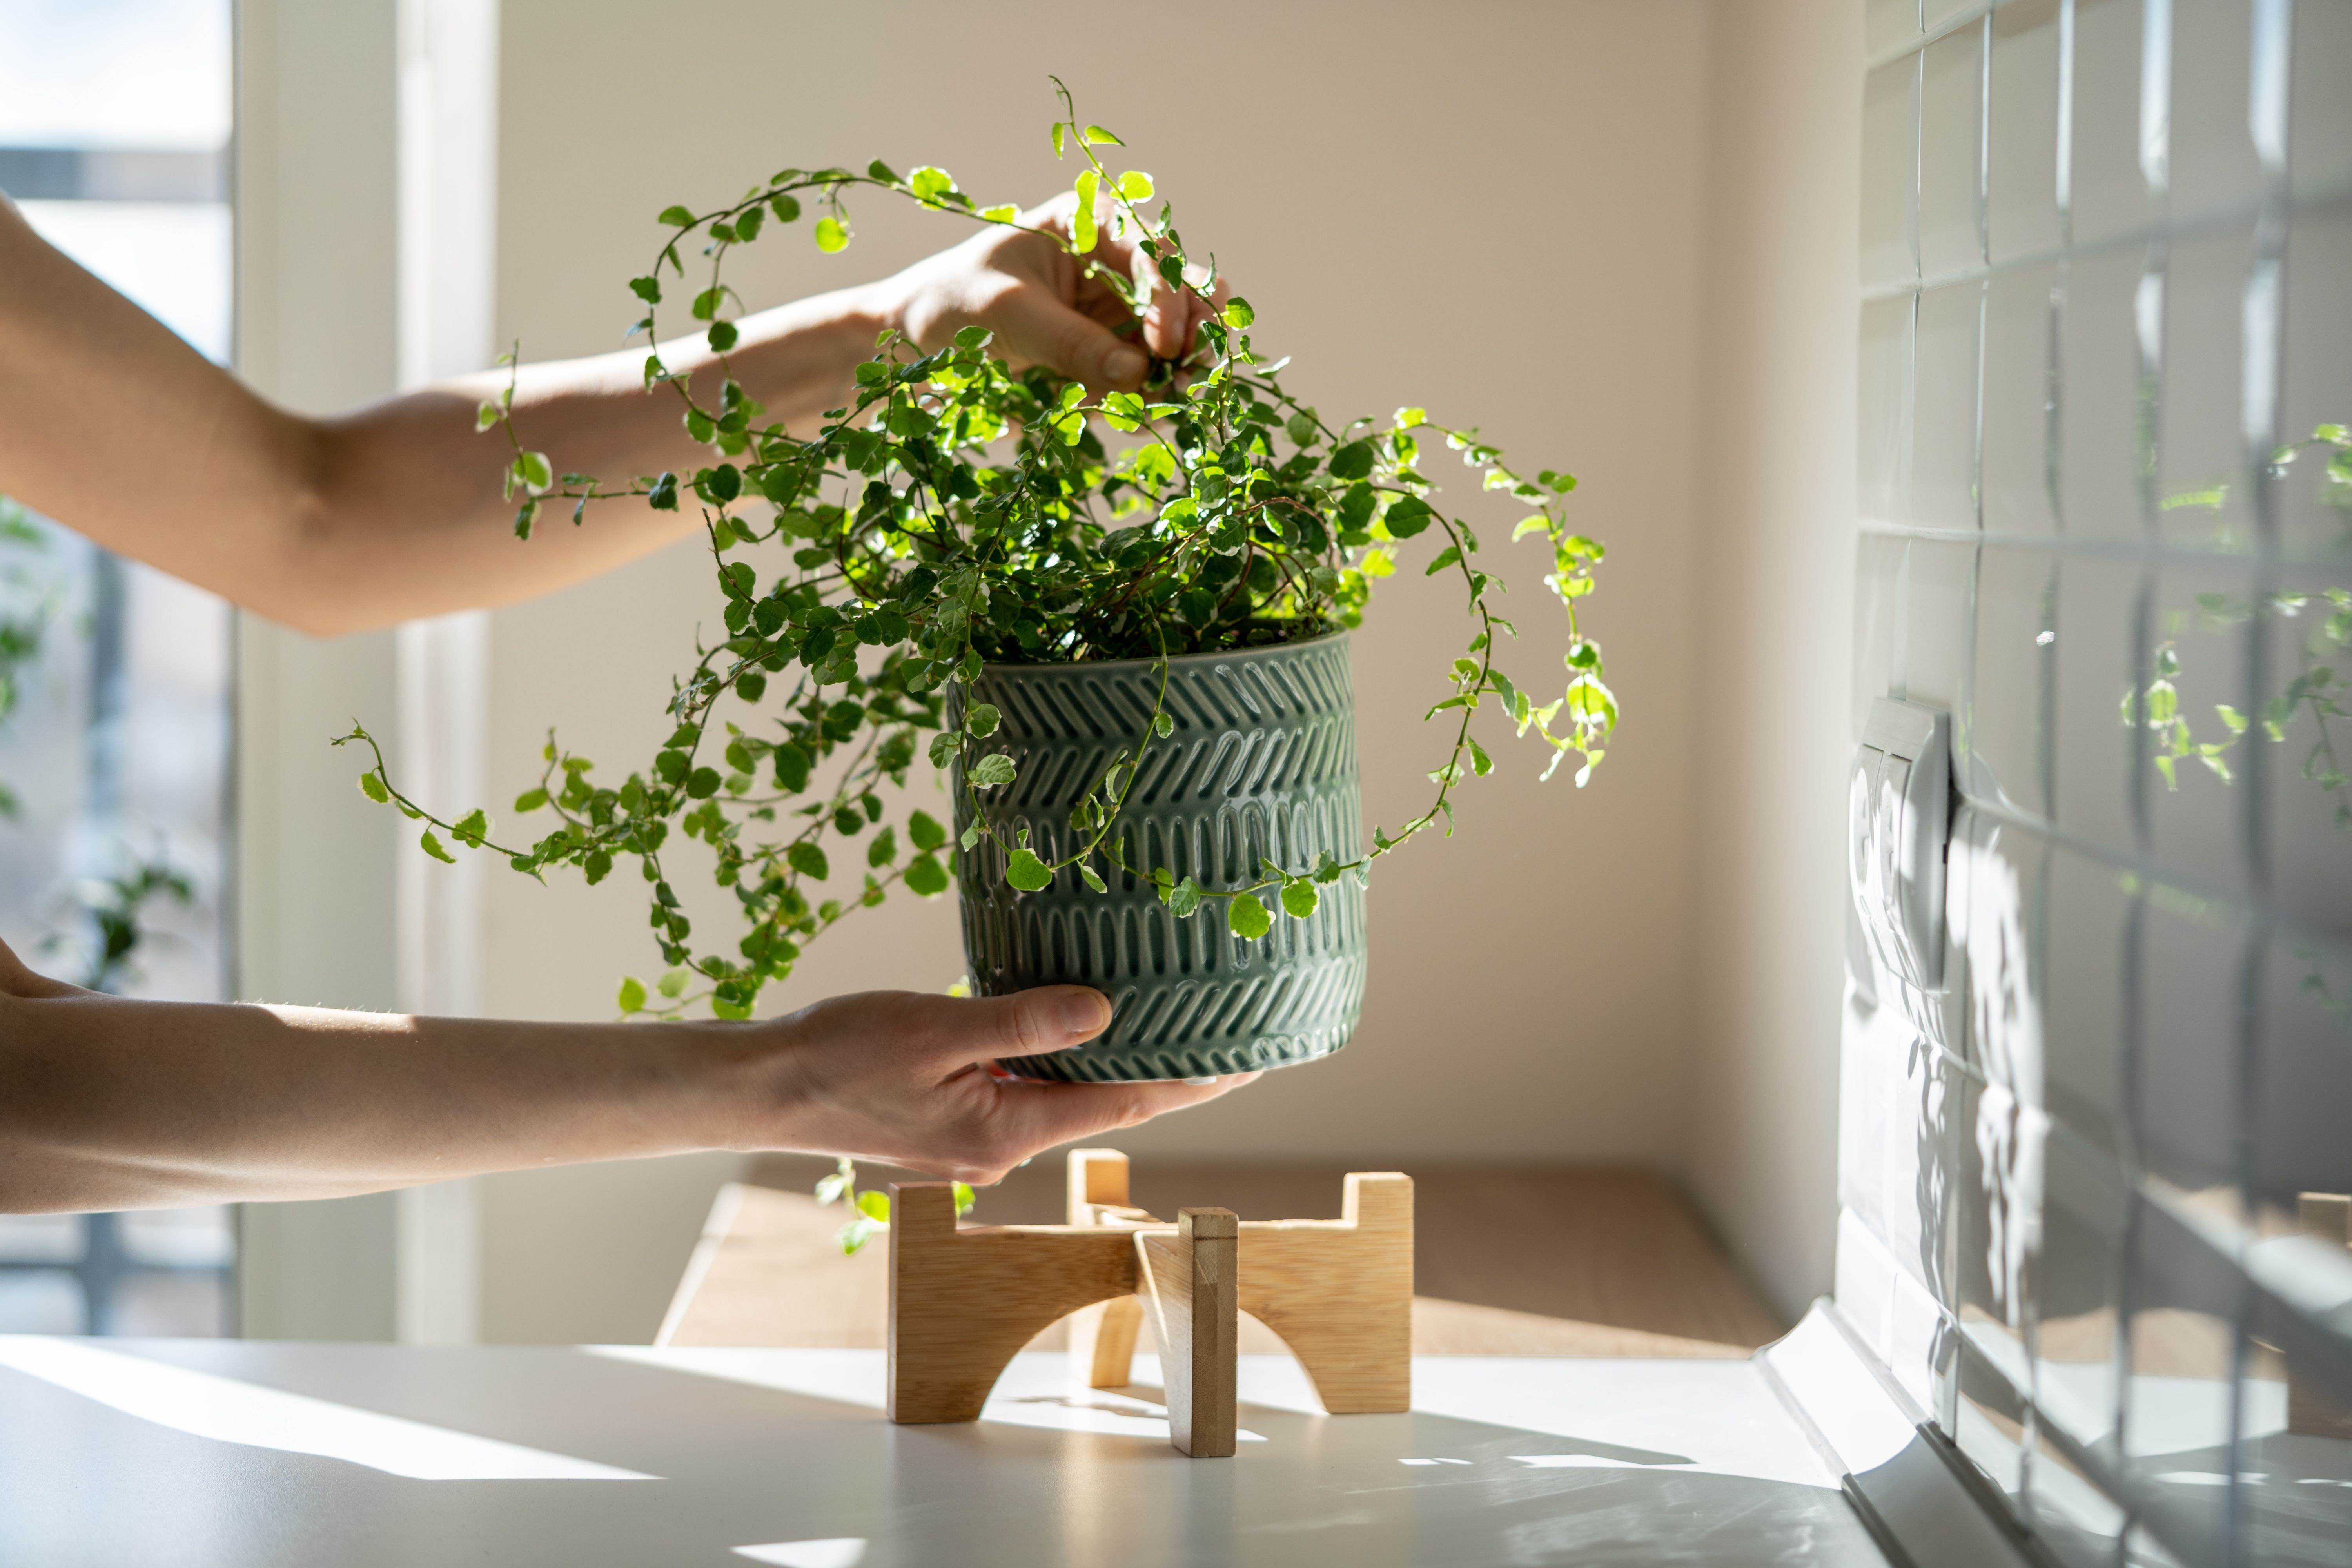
338,86,1617,1230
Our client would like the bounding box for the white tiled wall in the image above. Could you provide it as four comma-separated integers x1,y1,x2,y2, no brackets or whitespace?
1839,1,2352,1564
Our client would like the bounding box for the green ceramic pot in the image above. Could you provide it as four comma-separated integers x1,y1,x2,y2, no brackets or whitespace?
951,632,1367,1082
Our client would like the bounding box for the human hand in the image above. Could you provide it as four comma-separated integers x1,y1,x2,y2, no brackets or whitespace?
883,190,1230,395
733,985,1257,1184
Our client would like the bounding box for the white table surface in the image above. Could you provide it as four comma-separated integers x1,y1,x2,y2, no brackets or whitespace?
0,1338,1891,1566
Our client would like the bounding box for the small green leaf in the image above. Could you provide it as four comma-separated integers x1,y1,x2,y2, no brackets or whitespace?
1005,848,1054,891
1281,880,1319,919
868,826,898,867
1079,864,1107,893
1082,125,1123,145
966,703,1002,737
475,400,502,432
513,786,548,813
856,1189,891,1222
1165,875,1203,918
1115,170,1154,201
657,204,695,227
787,841,830,881
359,772,389,804
452,808,489,847
815,216,849,252
420,829,456,864
772,742,813,792
656,966,690,999
618,976,647,1014
908,809,948,852
1222,298,1254,329
1071,169,1100,255
905,853,951,897
953,1182,977,1216
1153,712,1174,738
1383,497,1436,537
971,753,1018,788
1226,893,1273,940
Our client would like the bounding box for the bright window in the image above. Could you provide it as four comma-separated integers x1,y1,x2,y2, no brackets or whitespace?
0,0,237,1336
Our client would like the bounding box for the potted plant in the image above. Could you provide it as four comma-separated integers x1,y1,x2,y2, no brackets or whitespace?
341,84,1618,1090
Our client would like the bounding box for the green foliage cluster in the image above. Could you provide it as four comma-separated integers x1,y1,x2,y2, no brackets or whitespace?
0,496,54,821
2131,425,2352,822
0,495,193,991
57,860,194,993
340,85,1620,1028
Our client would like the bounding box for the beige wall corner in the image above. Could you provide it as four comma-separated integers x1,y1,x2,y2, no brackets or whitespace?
1681,0,1863,1322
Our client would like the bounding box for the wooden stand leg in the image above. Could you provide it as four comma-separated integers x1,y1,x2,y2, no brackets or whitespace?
1065,1149,1151,1390
887,1183,1138,1424
2287,1192,2352,1438
1069,1298,1146,1391
1137,1209,1239,1458
1237,1172,1414,1414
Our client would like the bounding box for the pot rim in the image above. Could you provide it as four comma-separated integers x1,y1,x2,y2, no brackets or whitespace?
978,626,1350,677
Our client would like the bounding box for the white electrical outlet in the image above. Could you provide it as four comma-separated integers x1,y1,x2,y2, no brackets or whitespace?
1850,698,1951,993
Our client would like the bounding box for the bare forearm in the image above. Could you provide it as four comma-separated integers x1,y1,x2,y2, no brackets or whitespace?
0,922,1249,1214
0,990,755,1212
285,281,898,632
0,194,897,634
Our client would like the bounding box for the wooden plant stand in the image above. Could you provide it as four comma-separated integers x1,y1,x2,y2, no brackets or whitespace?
2287,1192,2351,1439
886,1148,1413,1457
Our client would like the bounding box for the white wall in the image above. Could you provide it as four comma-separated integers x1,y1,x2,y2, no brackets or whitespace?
1682,0,1860,1323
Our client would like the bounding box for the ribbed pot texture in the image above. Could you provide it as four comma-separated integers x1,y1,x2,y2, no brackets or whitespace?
951,632,1367,1082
